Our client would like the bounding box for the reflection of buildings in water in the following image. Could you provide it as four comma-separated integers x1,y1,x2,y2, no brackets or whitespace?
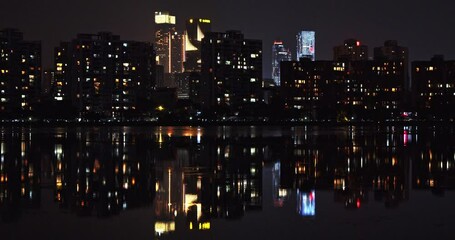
414,127,455,195
0,128,41,222
272,162,290,207
282,126,415,210
0,125,454,226
153,135,264,236
51,128,155,217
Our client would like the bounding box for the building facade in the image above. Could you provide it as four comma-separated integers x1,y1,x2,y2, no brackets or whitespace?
0,29,41,116
199,31,262,113
272,41,292,86
412,55,455,120
374,40,410,92
53,32,155,118
280,58,405,121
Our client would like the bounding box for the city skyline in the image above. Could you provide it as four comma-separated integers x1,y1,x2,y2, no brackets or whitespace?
1,0,455,78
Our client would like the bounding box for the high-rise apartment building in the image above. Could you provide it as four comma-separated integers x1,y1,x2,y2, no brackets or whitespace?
412,55,455,120
199,31,262,111
272,41,292,86
374,40,410,91
281,58,405,120
333,39,368,61
296,31,315,61
53,32,155,118
0,29,41,115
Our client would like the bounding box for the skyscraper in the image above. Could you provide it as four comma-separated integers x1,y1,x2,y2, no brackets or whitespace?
333,39,368,61
199,31,262,111
184,18,212,72
272,41,292,86
296,31,315,61
154,11,176,74
170,31,184,74
0,28,41,115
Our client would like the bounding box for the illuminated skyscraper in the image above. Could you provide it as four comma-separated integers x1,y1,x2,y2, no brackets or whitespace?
333,39,368,61
272,41,292,86
184,18,212,72
154,11,176,73
296,31,315,61
0,28,41,115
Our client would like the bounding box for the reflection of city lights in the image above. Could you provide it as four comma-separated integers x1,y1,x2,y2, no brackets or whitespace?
403,130,408,146
279,189,289,198
297,190,315,217
199,222,210,230
155,221,175,235
197,130,201,144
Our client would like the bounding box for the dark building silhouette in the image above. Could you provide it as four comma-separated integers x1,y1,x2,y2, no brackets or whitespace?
199,31,262,113
412,55,455,120
53,32,155,118
0,29,41,117
334,39,368,61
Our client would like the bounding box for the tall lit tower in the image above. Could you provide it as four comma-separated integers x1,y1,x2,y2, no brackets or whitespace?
184,18,212,72
272,41,292,86
296,31,315,61
154,11,176,73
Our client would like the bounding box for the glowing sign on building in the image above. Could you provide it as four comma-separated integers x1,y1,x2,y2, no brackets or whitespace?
296,31,315,61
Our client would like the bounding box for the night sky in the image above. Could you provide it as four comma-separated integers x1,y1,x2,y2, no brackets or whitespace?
1,0,455,77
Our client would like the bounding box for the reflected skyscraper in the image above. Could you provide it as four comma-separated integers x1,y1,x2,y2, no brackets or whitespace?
272,41,292,86
296,31,315,61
